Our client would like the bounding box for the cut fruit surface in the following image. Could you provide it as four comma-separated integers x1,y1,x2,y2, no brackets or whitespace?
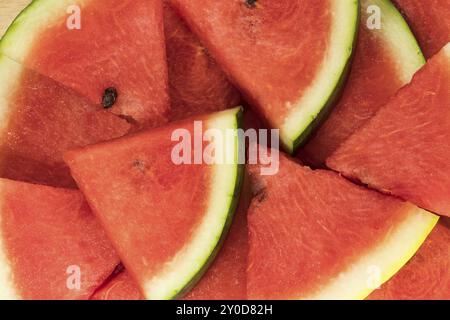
393,0,450,58
368,218,450,300
65,108,244,300
0,0,169,126
0,178,119,300
169,0,358,153
328,43,450,217
91,269,142,300
247,151,438,300
300,0,425,167
92,172,250,300
0,54,130,188
92,201,248,300
184,171,250,300
164,3,241,121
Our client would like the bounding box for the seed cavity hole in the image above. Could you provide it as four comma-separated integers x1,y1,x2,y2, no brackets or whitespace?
245,0,257,9
132,159,147,173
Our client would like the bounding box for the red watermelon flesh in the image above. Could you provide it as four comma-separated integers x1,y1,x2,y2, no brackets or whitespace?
368,218,450,300
91,173,250,300
0,55,130,188
169,0,358,153
0,178,120,300
328,44,450,217
66,121,210,293
169,0,330,127
65,108,243,299
393,0,450,58
164,3,241,121
91,269,142,300
0,0,170,126
300,0,424,167
247,151,437,300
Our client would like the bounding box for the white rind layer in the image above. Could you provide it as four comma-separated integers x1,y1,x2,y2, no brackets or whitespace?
0,0,89,63
365,0,425,84
303,205,438,300
443,42,450,57
143,107,242,300
281,0,359,153
0,55,23,134
0,237,20,300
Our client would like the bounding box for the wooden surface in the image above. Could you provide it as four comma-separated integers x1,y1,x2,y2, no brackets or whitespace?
0,0,32,36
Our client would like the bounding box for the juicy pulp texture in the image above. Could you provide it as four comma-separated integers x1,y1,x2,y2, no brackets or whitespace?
0,179,119,300
0,0,170,126
0,55,130,188
164,3,241,121
368,219,450,300
169,0,358,153
300,0,425,167
247,152,437,300
92,208,248,300
91,172,251,300
393,0,450,58
91,270,142,300
328,44,450,217
65,108,243,300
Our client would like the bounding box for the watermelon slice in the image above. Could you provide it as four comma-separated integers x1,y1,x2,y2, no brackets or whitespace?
65,108,244,300
0,178,119,300
393,0,450,58
328,43,450,218
368,218,450,300
0,0,169,126
164,3,241,121
247,151,438,300
0,54,130,188
169,0,359,153
300,0,425,167
92,172,251,300
92,173,250,300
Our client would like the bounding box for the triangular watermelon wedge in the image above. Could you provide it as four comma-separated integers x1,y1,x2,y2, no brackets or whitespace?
92,205,248,300
328,43,450,218
65,108,244,300
247,151,438,299
92,171,251,300
0,0,169,126
0,178,120,300
169,0,359,153
300,0,425,167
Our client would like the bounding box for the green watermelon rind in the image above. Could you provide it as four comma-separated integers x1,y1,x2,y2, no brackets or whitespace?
173,130,245,300
366,0,425,79
0,0,37,44
144,107,245,300
173,108,245,300
290,0,426,154
281,0,360,154
0,0,90,64
290,43,356,154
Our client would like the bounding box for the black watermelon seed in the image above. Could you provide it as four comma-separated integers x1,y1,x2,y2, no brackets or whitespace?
102,87,118,109
245,0,257,8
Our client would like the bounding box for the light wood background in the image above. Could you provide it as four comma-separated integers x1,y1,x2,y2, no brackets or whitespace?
0,0,32,36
